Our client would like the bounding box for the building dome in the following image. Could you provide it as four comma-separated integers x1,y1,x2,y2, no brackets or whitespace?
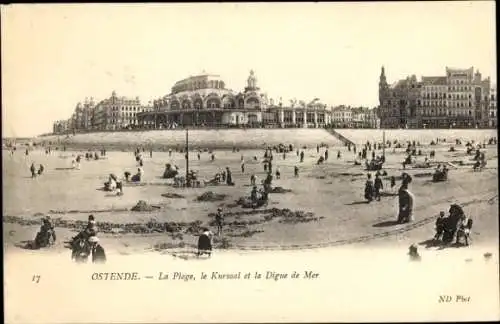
171,74,230,97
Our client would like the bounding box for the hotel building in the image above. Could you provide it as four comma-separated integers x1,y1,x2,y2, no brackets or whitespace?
378,66,492,128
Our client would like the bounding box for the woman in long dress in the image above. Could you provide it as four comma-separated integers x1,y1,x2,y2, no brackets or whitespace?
197,228,214,257
398,188,415,223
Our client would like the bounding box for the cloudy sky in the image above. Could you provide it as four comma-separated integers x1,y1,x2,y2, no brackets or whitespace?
1,2,496,137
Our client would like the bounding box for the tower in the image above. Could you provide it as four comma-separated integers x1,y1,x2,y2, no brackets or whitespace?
379,66,389,105
245,69,259,91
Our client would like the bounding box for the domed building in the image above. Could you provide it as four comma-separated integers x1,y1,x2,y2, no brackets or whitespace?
137,70,332,129
138,70,268,128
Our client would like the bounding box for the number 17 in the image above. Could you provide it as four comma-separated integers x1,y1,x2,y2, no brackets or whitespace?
32,275,40,283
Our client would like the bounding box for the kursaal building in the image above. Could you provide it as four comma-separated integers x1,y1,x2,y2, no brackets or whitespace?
378,66,495,129
137,70,332,128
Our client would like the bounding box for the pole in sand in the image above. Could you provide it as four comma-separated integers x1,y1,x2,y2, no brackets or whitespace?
185,127,191,187
382,130,386,158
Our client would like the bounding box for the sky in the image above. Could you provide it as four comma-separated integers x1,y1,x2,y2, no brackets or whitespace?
1,2,496,137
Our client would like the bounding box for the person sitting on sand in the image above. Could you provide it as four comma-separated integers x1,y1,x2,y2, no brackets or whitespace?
105,174,118,191
34,216,56,248
131,168,143,182
408,244,421,261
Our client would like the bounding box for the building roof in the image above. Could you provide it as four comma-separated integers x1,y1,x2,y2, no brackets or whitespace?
422,76,447,85
390,79,408,89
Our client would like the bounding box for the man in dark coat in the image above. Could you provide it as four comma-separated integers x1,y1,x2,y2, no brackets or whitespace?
364,174,374,202
30,163,37,178
89,236,106,264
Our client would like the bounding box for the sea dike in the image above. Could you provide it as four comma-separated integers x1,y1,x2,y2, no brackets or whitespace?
211,272,242,280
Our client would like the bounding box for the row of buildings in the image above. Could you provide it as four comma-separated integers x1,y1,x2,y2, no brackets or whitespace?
378,66,497,128
53,70,379,133
52,92,154,134
53,66,496,134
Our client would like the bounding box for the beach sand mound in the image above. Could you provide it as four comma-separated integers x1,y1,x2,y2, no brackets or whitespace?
196,191,227,202
131,200,159,212
161,193,185,199
269,187,293,194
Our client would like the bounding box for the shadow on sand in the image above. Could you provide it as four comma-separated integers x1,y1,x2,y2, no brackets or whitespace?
14,240,37,250
419,238,468,250
418,238,442,248
345,201,370,205
55,167,74,171
170,251,211,261
372,220,400,228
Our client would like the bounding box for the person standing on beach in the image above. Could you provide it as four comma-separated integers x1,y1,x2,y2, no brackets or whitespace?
250,174,256,186
30,163,37,178
374,173,383,201
215,208,224,236
226,167,233,186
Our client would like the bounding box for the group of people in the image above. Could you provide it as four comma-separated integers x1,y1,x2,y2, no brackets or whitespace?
432,164,449,182
364,172,384,202
434,204,473,246
30,162,44,178
70,215,106,263
32,214,106,263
